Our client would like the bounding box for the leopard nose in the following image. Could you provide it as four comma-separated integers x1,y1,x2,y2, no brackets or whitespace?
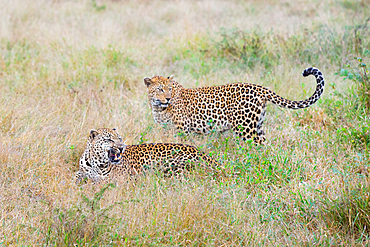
166,97,171,101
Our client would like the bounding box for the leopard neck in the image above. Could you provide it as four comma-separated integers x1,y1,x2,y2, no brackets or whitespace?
151,104,173,124
169,80,184,105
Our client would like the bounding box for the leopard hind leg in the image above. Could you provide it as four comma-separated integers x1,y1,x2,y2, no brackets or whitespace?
254,105,266,144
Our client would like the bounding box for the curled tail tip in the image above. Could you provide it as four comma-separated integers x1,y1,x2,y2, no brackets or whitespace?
302,67,322,77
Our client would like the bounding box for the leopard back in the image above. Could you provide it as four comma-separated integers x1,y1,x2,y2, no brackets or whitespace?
117,143,219,176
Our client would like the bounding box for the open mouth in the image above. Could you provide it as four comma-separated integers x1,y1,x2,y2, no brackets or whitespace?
153,100,170,107
108,149,121,163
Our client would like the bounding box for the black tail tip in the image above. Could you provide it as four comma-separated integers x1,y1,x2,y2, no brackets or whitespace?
302,67,322,77
302,67,314,77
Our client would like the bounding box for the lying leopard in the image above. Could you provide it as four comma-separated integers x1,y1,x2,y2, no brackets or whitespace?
75,128,221,183
144,67,324,143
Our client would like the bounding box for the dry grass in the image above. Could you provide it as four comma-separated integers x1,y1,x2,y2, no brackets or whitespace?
0,0,370,245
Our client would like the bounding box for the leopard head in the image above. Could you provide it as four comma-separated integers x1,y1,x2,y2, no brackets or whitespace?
144,75,173,108
76,128,126,183
87,128,126,165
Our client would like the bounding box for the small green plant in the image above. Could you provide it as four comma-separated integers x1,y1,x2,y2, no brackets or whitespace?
339,52,370,111
92,0,106,11
43,183,119,245
139,132,148,144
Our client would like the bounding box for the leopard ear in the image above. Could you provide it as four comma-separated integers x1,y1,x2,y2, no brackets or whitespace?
122,139,128,153
90,129,98,139
168,75,174,80
144,77,152,87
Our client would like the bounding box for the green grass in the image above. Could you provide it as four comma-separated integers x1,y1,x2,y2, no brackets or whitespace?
0,0,370,245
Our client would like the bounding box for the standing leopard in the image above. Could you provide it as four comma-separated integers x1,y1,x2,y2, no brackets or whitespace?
144,67,324,143
75,128,221,183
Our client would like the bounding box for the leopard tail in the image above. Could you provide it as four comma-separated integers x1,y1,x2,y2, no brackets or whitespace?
265,67,325,109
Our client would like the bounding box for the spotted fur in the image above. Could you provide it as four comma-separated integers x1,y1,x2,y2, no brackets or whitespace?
144,67,324,143
75,128,220,183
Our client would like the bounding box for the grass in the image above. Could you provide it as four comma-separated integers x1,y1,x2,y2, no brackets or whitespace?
0,0,370,245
